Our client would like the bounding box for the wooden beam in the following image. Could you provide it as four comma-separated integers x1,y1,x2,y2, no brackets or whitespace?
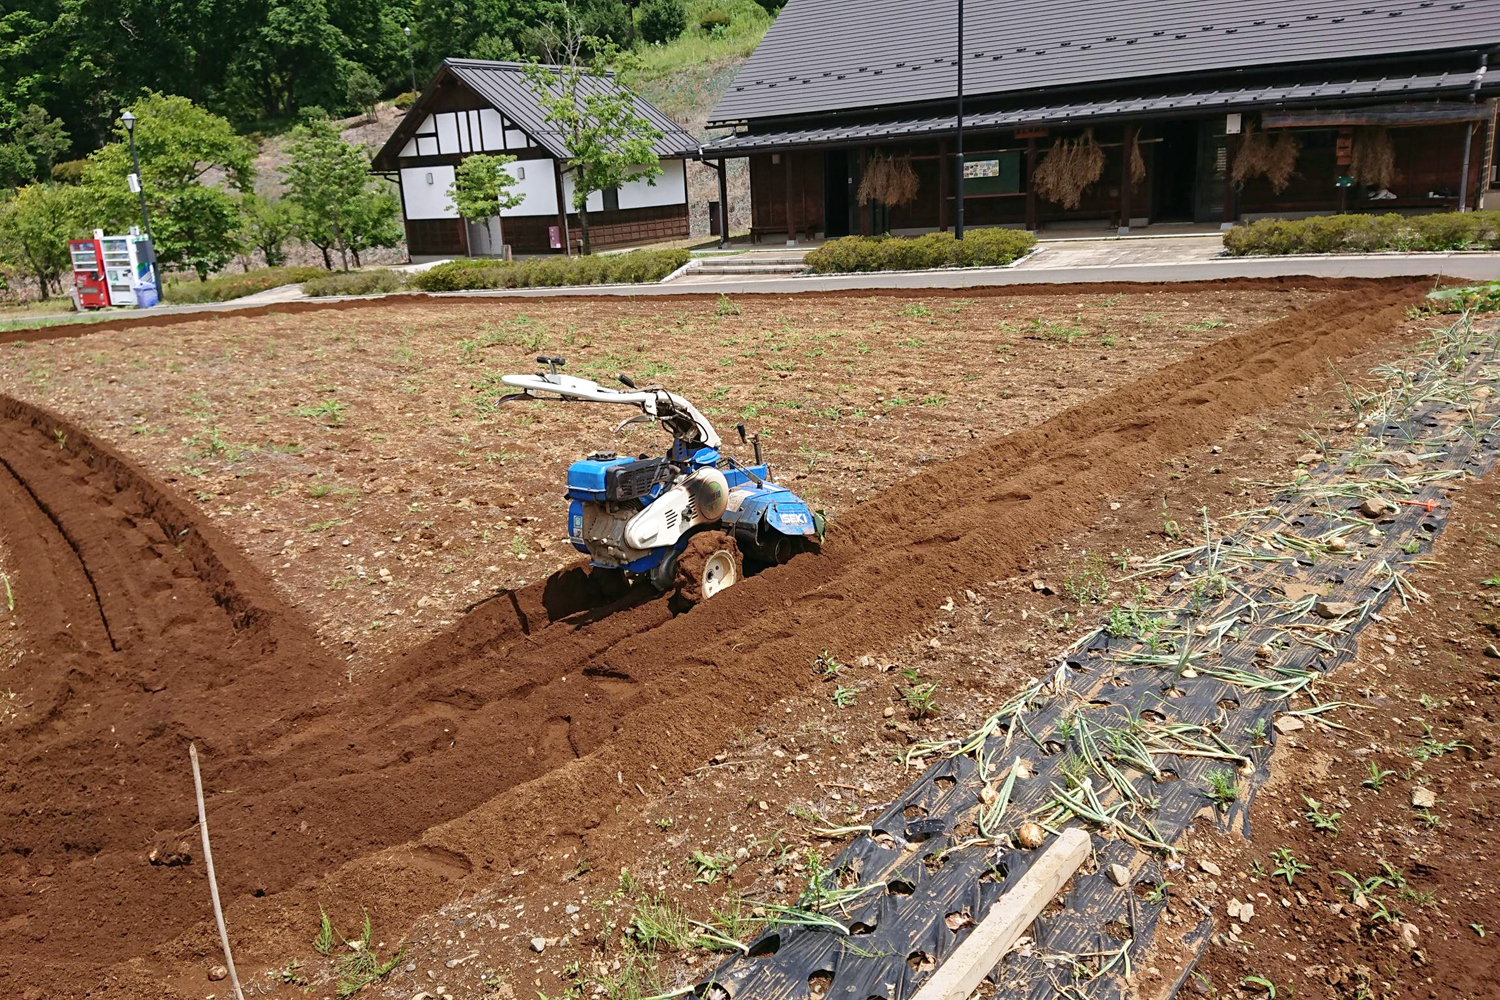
911,828,1090,1000
1119,123,1136,234
1222,131,1239,228
938,139,949,232
716,159,729,248
1024,136,1039,232
784,153,797,245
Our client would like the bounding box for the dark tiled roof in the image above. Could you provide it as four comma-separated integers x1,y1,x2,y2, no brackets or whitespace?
698,73,1478,155
709,0,1500,126
373,59,695,167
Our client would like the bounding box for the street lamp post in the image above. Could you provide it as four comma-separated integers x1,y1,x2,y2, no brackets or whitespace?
954,0,965,239
120,110,153,243
405,26,417,94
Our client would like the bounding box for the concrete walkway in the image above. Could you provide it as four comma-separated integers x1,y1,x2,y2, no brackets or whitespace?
7,252,1499,330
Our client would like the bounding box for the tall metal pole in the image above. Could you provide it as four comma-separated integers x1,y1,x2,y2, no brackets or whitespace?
954,0,965,239
122,114,153,243
405,26,417,94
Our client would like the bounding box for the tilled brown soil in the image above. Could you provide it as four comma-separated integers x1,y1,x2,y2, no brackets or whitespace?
0,279,1435,997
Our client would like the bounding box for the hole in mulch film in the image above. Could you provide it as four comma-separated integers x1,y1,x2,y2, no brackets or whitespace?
923,850,948,874
934,774,958,791
887,877,916,896
1157,768,1179,783
746,934,780,958
808,970,834,1000
872,830,900,849
906,951,936,974
1217,697,1240,712
1042,740,1065,756
1105,918,1132,941
945,909,977,932
700,984,731,1000
850,921,876,936
1140,709,1167,723
1108,675,1130,687
980,861,1010,883
1089,698,1113,708
1133,879,1162,900
902,803,929,819
1163,686,1186,699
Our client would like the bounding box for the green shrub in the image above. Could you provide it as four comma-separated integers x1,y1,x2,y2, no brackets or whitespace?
803,228,1036,273
699,7,732,31
640,0,688,43
301,269,408,297
410,248,690,292
1223,211,1500,256
160,265,326,303
392,91,418,110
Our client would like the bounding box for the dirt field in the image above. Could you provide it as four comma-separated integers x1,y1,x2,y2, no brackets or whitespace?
2,279,1494,1000
0,285,1325,664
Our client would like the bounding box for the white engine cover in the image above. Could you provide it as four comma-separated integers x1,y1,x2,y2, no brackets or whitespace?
624,468,729,551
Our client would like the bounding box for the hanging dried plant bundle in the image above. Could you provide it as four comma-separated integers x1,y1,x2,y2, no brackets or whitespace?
1032,128,1106,209
1231,123,1300,193
857,154,920,206
1349,125,1396,189
1129,131,1146,186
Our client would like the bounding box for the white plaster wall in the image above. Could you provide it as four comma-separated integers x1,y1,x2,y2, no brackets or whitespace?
400,165,457,218
498,158,558,217
617,160,687,209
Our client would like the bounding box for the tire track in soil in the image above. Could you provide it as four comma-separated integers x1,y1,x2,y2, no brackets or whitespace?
0,279,1429,997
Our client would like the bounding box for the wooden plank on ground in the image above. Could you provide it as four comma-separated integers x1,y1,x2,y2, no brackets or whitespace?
911,827,1092,1000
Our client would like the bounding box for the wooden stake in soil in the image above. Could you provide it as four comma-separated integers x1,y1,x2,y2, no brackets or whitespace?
191,742,245,1000
911,827,1091,1000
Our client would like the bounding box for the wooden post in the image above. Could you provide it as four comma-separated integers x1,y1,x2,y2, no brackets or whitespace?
1118,123,1136,235
1024,137,1038,232
191,744,246,1000
716,159,730,248
553,160,571,255
938,139,950,232
858,148,871,235
784,152,796,246
1222,131,1238,228
911,828,1090,1000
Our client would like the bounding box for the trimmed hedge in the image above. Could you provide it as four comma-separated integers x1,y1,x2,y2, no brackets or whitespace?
1222,211,1500,256
410,248,691,292
301,269,408,297
804,228,1037,273
160,265,326,304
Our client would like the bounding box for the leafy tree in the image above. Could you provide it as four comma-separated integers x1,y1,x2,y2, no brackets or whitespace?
342,184,402,267
0,104,71,189
81,92,255,279
345,64,382,121
240,194,298,267
0,183,87,298
281,113,395,269
447,153,523,255
524,39,663,254
224,0,350,121
413,0,526,72
638,0,686,44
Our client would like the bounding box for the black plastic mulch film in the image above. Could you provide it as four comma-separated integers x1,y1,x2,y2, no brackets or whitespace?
693,318,1500,1000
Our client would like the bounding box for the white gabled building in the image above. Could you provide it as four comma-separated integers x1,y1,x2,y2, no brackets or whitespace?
372,59,696,258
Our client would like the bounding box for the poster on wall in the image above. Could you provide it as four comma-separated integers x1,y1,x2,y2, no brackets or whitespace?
961,152,1022,195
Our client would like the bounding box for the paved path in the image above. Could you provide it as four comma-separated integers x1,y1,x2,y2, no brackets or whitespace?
1014,235,1225,268
6,253,1499,330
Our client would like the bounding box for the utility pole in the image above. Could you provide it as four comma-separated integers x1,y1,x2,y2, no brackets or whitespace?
405,26,417,94
954,0,965,239
120,110,153,243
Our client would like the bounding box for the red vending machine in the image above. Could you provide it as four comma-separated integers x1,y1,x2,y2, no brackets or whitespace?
69,236,112,308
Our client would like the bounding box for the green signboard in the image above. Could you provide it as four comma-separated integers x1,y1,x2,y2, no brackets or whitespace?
962,152,1022,195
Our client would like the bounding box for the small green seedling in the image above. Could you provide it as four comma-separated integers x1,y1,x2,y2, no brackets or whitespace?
1204,768,1238,809
1362,762,1396,791
1269,847,1308,885
1242,975,1278,998
1302,795,1343,835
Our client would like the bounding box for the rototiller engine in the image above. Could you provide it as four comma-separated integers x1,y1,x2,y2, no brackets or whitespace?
499,357,823,603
